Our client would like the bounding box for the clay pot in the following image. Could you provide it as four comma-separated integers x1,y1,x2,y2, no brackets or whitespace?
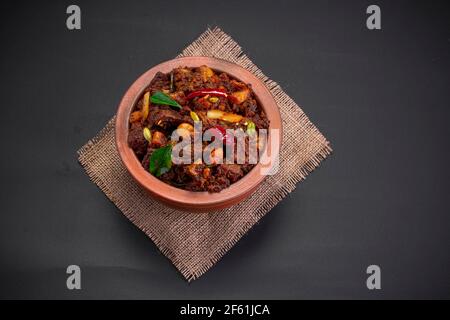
116,57,282,212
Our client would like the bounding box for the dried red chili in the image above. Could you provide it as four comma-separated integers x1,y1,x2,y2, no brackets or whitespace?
186,88,228,100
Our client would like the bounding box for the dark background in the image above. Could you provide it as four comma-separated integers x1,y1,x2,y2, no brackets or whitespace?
0,0,449,299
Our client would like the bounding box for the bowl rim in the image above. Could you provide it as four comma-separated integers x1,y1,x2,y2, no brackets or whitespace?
115,56,282,210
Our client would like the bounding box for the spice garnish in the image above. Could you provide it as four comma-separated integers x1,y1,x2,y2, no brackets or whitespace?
190,111,200,122
149,145,172,177
150,91,182,109
246,121,256,135
143,127,152,142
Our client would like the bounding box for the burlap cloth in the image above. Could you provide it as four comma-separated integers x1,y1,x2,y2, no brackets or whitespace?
77,27,332,281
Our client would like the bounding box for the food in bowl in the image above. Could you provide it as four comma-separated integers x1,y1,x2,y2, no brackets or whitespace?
127,65,270,193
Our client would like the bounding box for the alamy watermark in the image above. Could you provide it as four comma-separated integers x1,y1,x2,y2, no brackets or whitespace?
169,123,280,176
66,5,81,30
366,5,381,30
66,265,81,290
366,265,381,290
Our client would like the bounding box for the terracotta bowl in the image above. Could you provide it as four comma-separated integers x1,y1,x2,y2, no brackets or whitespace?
116,56,282,212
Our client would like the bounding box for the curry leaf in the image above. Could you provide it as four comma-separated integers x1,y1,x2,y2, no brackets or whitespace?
150,91,181,109
149,145,173,177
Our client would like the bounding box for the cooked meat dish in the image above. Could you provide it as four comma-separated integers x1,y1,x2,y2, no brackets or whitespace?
127,65,269,193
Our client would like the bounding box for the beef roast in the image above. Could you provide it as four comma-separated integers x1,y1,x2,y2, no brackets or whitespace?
128,65,270,193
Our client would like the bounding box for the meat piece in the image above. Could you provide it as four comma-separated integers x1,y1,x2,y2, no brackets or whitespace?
169,91,187,106
207,176,230,193
241,164,255,174
141,145,156,171
159,170,176,183
230,88,250,104
198,65,214,82
196,111,219,128
149,72,169,93
203,167,211,179
218,73,232,91
173,67,194,92
242,99,258,117
230,79,247,90
216,164,244,183
249,113,269,130
148,108,185,130
128,122,147,159
151,131,167,148
185,163,204,178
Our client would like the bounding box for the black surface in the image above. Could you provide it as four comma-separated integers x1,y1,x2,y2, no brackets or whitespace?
0,0,449,299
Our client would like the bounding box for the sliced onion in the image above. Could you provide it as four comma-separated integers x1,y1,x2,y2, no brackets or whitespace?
207,109,224,119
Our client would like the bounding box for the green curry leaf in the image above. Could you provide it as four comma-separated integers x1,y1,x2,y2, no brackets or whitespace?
149,145,173,177
150,91,182,109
